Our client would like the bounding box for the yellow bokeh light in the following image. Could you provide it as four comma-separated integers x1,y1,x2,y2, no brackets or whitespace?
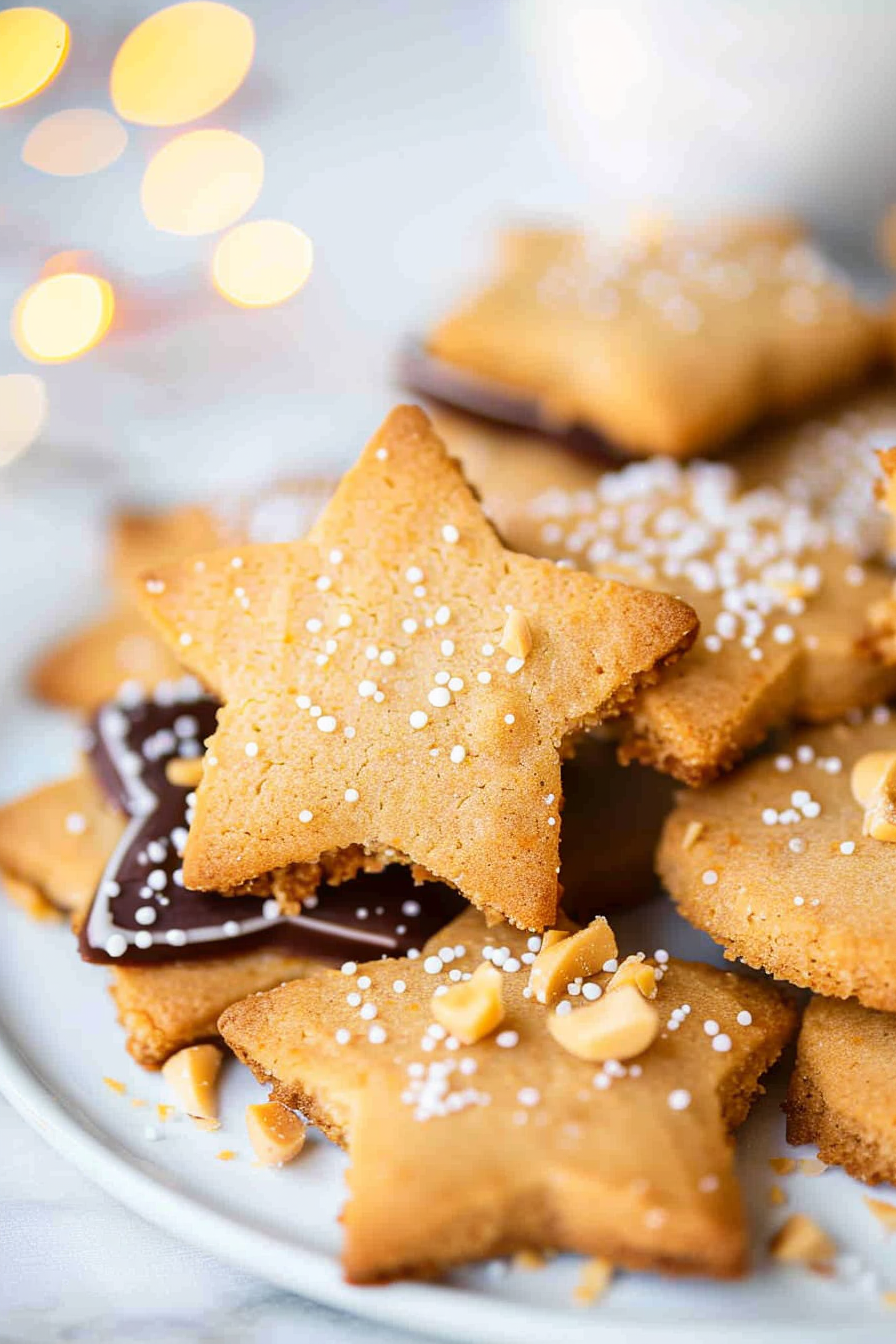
0,374,48,466
0,8,69,110
141,129,263,236
212,220,314,308
111,1,254,127
13,274,115,364
22,108,129,177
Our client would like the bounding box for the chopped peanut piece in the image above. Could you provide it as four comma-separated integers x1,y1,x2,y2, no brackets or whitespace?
161,1043,223,1123
165,756,204,788
541,928,571,952
216,1149,237,1161
574,1256,613,1305
606,954,657,1000
431,962,504,1044
851,750,896,842
850,751,896,806
103,1076,126,1096
548,984,659,1062
865,1196,896,1233
246,1101,306,1166
528,916,617,1006
500,608,533,660
883,1291,896,1309
769,1214,836,1266
681,820,704,851
513,1249,547,1271
797,1158,827,1177
768,1157,796,1175
768,1185,787,1207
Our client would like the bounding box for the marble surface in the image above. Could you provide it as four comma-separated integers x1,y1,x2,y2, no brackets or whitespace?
0,1095,432,1344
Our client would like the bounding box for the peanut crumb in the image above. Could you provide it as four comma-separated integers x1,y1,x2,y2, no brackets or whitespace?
246,1101,306,1166
165,757,204,788
768,1185,787,1207
769,1214,836,1267
500,609,533,660
216,1149,237,1162
549,984,659,1062
130,1098,147,1109
103,1076,126,1096
865,1196,896,1233
574,1256,613,1305
769,1157,796,1175
882,1291,896,1309
431,961,504,1044
797,1158,827,1177
156,1103,174,1122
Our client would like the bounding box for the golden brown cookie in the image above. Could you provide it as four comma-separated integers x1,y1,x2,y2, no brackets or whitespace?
31,481,335,712
220,906,797,1283
657,710,896,1010
137,406,697,930
0,773,124,918
503,384,896,784
423,220,883,460
30,610,186,712
785,995,896,1185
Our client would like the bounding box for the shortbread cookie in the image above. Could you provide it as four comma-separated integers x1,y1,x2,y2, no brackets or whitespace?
137,406,697,930
0,772,124,919
507,384,896,784
658,710,896,1010
31,481,335,712
785,995,896,1185
421,220,883,459
220,907,796,1283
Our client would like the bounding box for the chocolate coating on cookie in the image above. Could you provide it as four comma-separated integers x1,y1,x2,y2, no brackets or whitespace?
80,681,463,966
398,340,620,463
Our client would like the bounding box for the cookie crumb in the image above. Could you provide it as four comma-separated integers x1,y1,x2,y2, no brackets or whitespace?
216,1149,237,1162
102,1076,126,1096
769,1157,797,1175
769,1213,836,1267
865,1196,896,1233
797,1157,827,1177
573,1256,613,1305
768,1184,787,1207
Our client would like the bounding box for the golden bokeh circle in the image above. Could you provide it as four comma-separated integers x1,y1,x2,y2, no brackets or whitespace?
212,220,314,307
141,129,264,236
13,274,115,364
111,1,254,127
0,374,48,466
22,108,129,177
0,8,69,109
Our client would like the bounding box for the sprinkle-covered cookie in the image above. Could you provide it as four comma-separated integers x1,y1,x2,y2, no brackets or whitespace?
502,385,896,783
220,906,796,1283
0,772,124,919
420,220,883,460
137,406,697,929
657,709,896,1010
785,994,896,1185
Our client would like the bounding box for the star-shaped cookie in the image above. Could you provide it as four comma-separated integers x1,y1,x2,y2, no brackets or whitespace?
785,994,896,1185
496,384,896,783
220,906,796,1283
137,406,697,929
658,709,896,1010
422,219,883,459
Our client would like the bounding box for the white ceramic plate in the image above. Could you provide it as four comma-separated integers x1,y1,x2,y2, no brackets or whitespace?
1,452,896,1344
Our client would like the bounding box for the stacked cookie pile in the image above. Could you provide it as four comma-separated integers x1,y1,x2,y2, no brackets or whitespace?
3,214,896,1292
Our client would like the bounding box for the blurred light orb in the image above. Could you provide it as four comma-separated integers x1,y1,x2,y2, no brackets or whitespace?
141,129,263,235
13,274,115,364
23,108,129,177
0,7,70,109
213,220,314,307
111,1,254,127
0,374,48,466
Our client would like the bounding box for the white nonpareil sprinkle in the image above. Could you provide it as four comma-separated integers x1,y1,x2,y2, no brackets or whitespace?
517,1087,540,1107
423,955,443,974
428,687,451,708
335,1028,351,1044
504,714,515,725
359,1003,377,1021
449,745,466,763
434,605,451,626
840,841,856,855
344,787,359,802
299,809,313,823
393,979,407,994
442,524,459,544
105,934,127,958
505,656,524,674
409,710,428,729
702,869,718,886
712,1033,732,1053
736,1010,752,1026
440,639,455,656
582,982,602,1001
368,1025,387,1044
703,1019,719,1037
405,566,424,584
65,812,87,834
317,716,337,733
496,1031,519,1048
668,1089,692,1111
341,961,357,975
